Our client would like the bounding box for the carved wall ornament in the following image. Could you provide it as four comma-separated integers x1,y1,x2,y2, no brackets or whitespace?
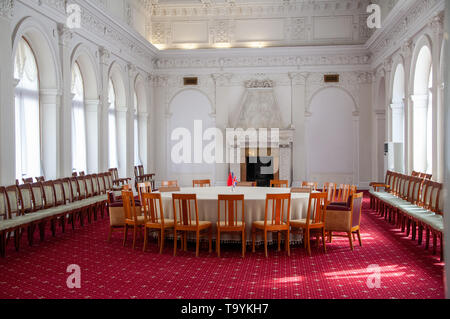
244,79,274,89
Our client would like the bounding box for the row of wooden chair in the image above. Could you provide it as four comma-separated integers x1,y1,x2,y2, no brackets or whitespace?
369,170,444,260
0,172,121,257
119,186,363,258
16,176,45,185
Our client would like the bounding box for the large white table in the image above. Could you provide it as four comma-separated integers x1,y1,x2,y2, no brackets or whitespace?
157,186,310,243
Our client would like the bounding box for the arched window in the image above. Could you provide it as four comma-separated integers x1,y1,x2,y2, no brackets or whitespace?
412,46,432,173
133,91,141,166
108,79,118,168
71,62,87,173
14,37,41,180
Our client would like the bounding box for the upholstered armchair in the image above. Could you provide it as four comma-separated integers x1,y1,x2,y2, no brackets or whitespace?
325,192,364,251
108,168,131,188
134,165,155,190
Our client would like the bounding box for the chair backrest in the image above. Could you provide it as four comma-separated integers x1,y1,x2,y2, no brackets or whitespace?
91,174,100,195
122,190,140,222
291,187,311,194
159,186,181,193
0,187,10,220
18,183,35,213
138,165,145,176
84,175,94,198
428,181,443,214
103,173,112,191
77,176,87,199
236,181,256,187
109,168,119,180
270,180,289,188
304,192,327,226
142,192,166,225
31,182,45,210
302,181,318,191
69,177,79,201
98,173,106,194
192,179,211,187
161,180,179,187
53,180,66,206
350,193,364,228
79,171,86,177
134,166,139,178
138,182,152,204
408,176,423,204
218,194,245,228
323,182,336,202
263,193,291,226
35,176,45,182
5,185,22,218
336,184,351,202
72,172,78,177
42,181,56,208
22,178,33,184
172,193,199,227
61,178,73,203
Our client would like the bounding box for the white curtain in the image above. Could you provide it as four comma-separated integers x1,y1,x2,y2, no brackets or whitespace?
134,91,141,166
71,63,87,173
108,79,118,169
14,38,41,180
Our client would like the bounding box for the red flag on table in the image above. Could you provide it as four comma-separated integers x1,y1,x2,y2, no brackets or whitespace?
227,172,233,186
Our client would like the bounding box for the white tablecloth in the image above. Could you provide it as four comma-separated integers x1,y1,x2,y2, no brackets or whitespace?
158,187,309,243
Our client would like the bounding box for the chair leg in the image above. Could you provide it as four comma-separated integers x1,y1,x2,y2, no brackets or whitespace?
184,233,188,252
264,230,268,258
160,229,165,254
123,224,128,247
50,219,56,237
208,227,212,253
348,232,354,251
173,229,177,256
285,229,290,256
143,228,148,252
328,231,333,243
425,227,430,250
306,231,311,257
322,228,326,253
433,233,437,255
39,221,46,242
132,225,137,250
252,227,256,253
418,224,423,245
242,230,246,258
108,227,113,242
277,232,281,252
14,229,20,252
196,231,200,257
217,229,221,257
357,229,362,247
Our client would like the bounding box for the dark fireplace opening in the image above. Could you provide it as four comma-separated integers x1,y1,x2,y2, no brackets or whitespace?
246,157,274,187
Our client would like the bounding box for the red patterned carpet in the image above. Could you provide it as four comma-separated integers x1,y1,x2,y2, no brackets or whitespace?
0,196,444,299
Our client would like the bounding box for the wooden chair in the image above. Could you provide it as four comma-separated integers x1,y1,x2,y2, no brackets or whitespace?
172,194,212,257
336,184,351,203
161,180,179,187
122,190,145,250
270,180,289,188
135,166,155,190
302,182,318,191
159,186,181,193
22,178,33,184
236,181,256,187
325,193,364,251
290,192,328,256
35,176,45,182
192,179,211,188
252,193,291,258
142,192,174,254
137,182,152,206
217,194,246,258
323,182,337,203
108,168,131,188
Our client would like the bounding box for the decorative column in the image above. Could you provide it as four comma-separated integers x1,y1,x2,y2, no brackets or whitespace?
352,110,360,186
58,24,74,177
0,2,15,185
402,40,414,173
98,47,111,172
374,109,387,179
85,99,100,173
390,102,404,143
410,94,429,172
430,14,444,180
40,89,62,180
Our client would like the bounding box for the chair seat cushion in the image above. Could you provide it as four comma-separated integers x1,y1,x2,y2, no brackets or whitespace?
146,219,175,228
327,205,350,211
287,219,315,228
418,214,443,232
175,220,211,228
